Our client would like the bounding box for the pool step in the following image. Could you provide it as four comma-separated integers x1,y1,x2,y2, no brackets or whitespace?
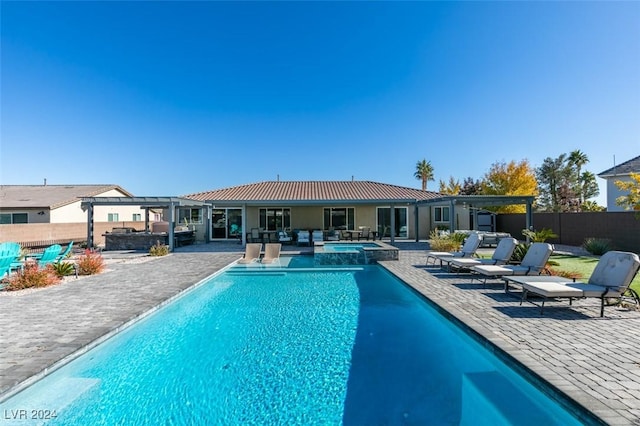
460,371,560,425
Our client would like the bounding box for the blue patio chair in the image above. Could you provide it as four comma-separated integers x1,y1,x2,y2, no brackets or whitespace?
35,244,63,268
0,242,24,273
0,253,19,282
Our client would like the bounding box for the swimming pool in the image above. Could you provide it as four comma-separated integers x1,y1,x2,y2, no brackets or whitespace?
0,263,589,425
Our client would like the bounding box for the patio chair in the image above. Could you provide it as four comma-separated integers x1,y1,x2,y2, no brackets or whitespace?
312,230,324,244
447,237,518,273
297,230,310,246
0,242,24,273
470,242,554,286
426,232,482,267
278,230,293,244
0,253,20,281
249,228,261,243
358,227,371,241
261,243,282,264
512,251,640,317
31,241,74,264
35,244,62,268
238,243,262,264
325,229,340,241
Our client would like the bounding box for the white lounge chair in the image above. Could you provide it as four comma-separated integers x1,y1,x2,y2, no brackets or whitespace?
238,243,261,264
448,237,518,273
426,232,482,267
261,243,282,264
470,242,554,287
506,251,640,317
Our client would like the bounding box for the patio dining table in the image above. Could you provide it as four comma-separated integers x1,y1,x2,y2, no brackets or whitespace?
344,230,362,241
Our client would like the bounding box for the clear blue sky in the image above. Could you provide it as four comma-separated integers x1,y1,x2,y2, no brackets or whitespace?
1,1,638,205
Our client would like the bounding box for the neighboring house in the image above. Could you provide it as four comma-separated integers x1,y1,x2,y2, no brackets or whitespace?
183,180,533,243
0,184,153,224
598,155,640,212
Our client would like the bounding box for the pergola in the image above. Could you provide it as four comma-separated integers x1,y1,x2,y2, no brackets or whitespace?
80,197,209,252
413,195,535,242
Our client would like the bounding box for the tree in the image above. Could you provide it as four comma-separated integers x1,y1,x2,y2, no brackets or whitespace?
568,149,589,203
414,159,434,191
578,171,599,209
481,160,538,213
438,176,461,195
460,177,483,195
615,172,640,217
536,154,573,212
581,200,605,212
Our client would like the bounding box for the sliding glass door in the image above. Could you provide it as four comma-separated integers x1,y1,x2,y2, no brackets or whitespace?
376,207,408,238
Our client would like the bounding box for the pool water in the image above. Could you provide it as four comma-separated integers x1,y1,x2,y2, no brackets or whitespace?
0,264,587,425
322,243,378,252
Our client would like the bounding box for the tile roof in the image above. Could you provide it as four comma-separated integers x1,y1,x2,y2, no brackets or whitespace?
0,185,133,209
598,155,640,177
184,181,441,203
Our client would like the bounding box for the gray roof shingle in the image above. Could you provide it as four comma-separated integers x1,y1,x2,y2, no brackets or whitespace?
0,185,132,209
598,155,640,177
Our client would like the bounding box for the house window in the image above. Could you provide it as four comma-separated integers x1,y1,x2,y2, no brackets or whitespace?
323,207,355,230
132,214,142,221
178,208,202,225
108,213,119,222
433,206,450,223
0,212,28,224
259,208,290,231
376,207,408,238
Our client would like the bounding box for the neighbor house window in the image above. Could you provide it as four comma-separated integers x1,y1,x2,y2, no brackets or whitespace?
108,213,119,222
178,208,202,225
323,207,355,230
259,208,290,231
433,206,450,223
132,214,142,221
0,212,28,224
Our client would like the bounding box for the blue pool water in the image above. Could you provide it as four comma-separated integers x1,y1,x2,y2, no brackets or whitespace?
0,263,587,425
322,243,378,252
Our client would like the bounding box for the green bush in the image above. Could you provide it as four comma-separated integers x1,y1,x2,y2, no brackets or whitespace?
149,242,169,257
428,230,461,252
52,261,76,277
522,227,558,242
582,238,612,255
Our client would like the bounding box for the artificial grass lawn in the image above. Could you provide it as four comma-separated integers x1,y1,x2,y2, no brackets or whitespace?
549,254,640,295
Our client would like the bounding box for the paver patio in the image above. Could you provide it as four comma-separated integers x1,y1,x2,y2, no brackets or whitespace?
0,242,638,424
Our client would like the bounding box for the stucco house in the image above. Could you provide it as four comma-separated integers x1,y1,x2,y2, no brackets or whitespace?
182,180,534,245
598,155,640,212
0,184,151,224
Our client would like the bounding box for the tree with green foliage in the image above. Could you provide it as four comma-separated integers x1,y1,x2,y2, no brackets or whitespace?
414,159,435,191
438,176,461,195
460,177,483,195
482,160,538,213
536,154,574,212
615,172,640,217
580,200,605,212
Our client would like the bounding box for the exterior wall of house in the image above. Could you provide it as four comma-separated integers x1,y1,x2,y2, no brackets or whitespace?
50,189,150,223
0,208,51,224
605,176,631,212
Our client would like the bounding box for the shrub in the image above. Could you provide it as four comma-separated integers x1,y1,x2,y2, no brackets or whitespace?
149,242,169,256
510,242,530,263
52,261,77,278
522,227,558,242
583,238,612,256
428,230,460,252
77,249,105,275
3,262,61,291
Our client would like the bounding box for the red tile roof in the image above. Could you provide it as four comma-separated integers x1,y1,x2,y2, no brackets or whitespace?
184,181,441,203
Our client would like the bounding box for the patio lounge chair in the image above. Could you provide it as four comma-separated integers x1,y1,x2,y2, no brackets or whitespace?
426,232,482,266
261,243,282,264
312,230,324,244
508,251,640,317
470,242,554,286
447,237,518,273
238,243,262,264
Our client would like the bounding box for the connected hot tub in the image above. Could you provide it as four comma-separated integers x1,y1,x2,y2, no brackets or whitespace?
314,241,399,265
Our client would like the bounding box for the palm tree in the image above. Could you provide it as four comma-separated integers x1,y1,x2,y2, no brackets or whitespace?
568,149,589,204
414,159,435,191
